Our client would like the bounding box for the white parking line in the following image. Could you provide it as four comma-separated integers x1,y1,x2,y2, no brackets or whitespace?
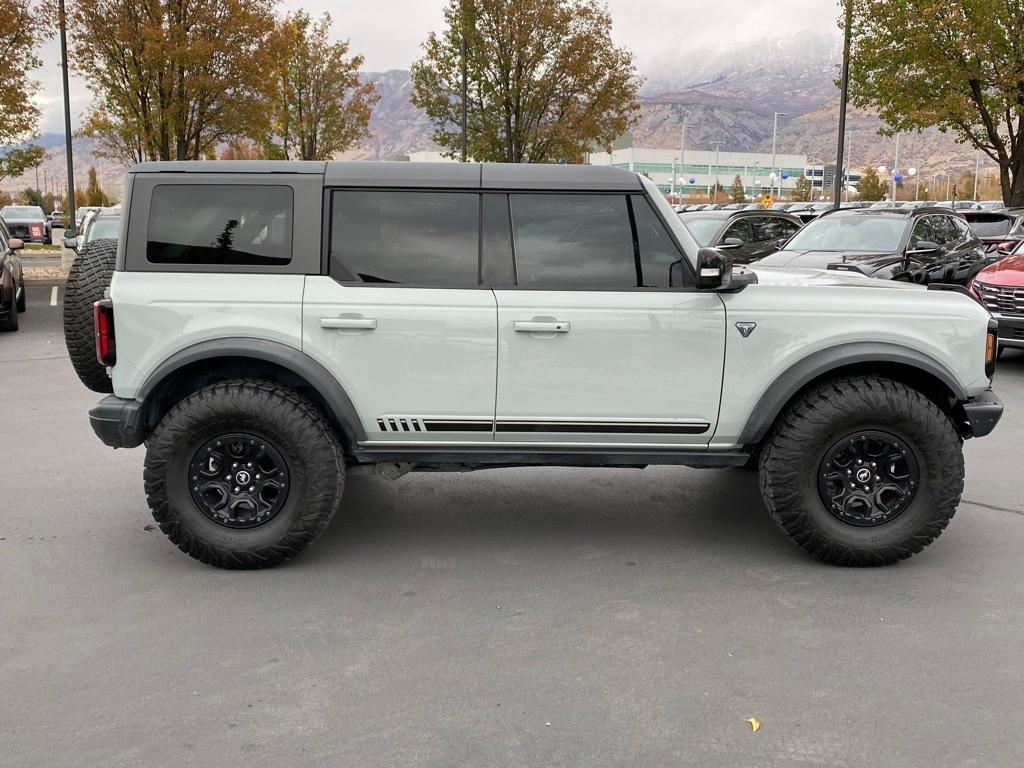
50,286,58,306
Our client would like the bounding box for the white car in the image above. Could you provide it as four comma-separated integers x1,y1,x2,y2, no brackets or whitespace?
73,161,1001,570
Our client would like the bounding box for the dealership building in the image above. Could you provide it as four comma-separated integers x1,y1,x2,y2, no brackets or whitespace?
585,146,860,200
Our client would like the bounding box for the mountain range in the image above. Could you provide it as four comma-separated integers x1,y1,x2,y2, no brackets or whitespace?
2,30,991,198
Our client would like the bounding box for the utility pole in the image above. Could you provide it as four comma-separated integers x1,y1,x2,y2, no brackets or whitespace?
712,141,723,203
844,129,857,202
679,123,688,194
59,0,77,233
834,0,853,208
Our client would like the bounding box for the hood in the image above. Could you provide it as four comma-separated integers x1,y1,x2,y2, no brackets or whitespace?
974,253,1024,287
748,264,924,290
755,249,902,273
1,215,46,224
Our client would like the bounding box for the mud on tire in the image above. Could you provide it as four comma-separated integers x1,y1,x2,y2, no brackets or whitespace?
63,238,117,392
143,380,345,569
759,375,964,566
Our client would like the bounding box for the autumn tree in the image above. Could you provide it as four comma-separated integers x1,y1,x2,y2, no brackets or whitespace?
411,0,641,163
856,166,887,201
0,0,45,183
791,175,812,202
848,0,1024,205
84,167,110,206
261,12,378,160
219,137,265,160
68,0,277,163
729,174,746,203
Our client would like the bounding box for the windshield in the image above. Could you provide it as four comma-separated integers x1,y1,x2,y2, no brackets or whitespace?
784,215,906,252
679,217,723,246
85,217,120,243
2,206,44,218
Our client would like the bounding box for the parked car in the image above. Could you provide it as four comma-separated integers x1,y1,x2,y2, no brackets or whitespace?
790,202,833,224
65,209,99,251
961,209,1024,256
756,206,987,283
73,206,103,233
0,218,26,331
67,207,120,252
969,252,1024,352
0,205,49,243
48,210,67,228
71,160,1001,570
678,209,802,263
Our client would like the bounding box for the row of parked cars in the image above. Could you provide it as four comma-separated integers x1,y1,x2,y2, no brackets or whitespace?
0,205,121,332
677,203,1024,353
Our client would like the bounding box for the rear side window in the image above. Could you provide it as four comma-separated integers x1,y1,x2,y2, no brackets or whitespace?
330,191,479,286
147,185,292,265
967,215,1009,238
510,194,635,289
751,216,798,242
722,219,752,244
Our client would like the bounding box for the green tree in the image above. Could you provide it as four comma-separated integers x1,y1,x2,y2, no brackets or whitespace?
729,174,746,203
0,145,45,187
68,0,277,163
84,167,110,206
411,0,641,163
791,175,812,202
848,0,1024,205
856,166,887,201
262,12,378,160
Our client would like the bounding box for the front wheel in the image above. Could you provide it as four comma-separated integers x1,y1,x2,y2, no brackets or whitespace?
759,376,964,566
144,380,345,569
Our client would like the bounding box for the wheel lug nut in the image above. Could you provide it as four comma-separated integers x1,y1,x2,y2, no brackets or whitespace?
874,475,880,481
863,485,870,492
232,463,238,469
234,487,240,493
249,486,255,492
850,483,857,489
255,474,261,480
247,462,253,468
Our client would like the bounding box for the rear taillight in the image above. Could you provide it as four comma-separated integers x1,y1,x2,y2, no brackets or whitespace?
93,299,115,367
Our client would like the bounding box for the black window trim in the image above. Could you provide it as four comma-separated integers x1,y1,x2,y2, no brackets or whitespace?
322,186,698,292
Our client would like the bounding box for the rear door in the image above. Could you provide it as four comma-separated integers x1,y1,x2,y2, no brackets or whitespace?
492,192,726,446
303,189,498,443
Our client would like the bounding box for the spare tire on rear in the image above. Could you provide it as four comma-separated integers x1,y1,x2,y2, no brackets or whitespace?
63,238,117,393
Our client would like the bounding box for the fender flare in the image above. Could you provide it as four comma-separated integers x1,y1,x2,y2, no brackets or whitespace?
737,341,967,445
136,337,367,448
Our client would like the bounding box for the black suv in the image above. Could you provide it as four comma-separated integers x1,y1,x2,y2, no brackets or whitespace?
756,206,987,283
678,209,803,263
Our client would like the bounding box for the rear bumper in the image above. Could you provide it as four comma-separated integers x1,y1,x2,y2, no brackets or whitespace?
991,313,1024,348
89,396,146,448
962,390,1003,438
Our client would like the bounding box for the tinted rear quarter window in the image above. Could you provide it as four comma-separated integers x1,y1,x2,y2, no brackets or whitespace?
147,185,292,265
330,190,479,286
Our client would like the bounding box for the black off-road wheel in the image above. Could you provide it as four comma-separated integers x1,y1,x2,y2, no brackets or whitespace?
63,238,117,392
144,380,345,569
759,376,964,566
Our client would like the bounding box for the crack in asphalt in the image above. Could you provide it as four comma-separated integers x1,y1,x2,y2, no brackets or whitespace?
0,354,71,363
962,499,1024,516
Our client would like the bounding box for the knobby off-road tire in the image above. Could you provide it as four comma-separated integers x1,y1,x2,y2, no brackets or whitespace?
144,380,345,569
759,375,964,566
63,237,117,393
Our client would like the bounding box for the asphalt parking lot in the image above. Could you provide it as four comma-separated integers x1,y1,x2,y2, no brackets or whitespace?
3,285,1024,767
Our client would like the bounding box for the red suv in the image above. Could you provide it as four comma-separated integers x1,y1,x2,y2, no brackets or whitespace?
970,245,1024,351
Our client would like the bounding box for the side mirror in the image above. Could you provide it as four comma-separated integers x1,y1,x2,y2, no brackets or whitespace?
719,237,744,249
7,237,24,251
908,240,941,255
63,236,78,250
697,247,733,290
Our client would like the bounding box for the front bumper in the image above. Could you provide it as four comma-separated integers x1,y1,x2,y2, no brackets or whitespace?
89,396,146,448
991,313,1024,349
961,390,1003,438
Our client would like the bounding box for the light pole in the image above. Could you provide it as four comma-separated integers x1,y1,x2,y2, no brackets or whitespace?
58,0,76,234
891,133,901,202
712,141,723,202
771,111,787,198
751,161,760,199
844,129,858,202
907,167,918,200
946,174,952,200
878,165,888,201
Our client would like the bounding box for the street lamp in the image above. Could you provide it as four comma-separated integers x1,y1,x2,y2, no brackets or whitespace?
907,167,919,201
751,161,760,199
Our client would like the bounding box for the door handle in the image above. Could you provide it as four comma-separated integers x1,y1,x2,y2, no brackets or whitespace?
513,320,570,333
320,316,377,330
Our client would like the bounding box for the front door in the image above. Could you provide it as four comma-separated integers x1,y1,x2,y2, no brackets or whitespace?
303,189,497,443
494,192,726,446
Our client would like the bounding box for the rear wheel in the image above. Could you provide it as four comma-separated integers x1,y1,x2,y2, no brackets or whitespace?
759,376,963,566
63,238,116,392
144,380,345,569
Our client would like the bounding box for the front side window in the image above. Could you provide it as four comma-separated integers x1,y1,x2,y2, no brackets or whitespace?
632,196,688,288
147,185,292,265
722,219,752,244
330,191,479,286
510,194,635,289
751,216,797,242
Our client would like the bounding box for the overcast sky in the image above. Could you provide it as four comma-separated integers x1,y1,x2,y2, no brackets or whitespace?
31,0,842,134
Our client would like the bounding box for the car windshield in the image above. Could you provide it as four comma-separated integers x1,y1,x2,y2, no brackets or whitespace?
679,217,723,246
783,215,906,252
2,206,43,218
85,217,120,242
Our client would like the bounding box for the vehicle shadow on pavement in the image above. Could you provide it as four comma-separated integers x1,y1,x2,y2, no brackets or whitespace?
307,466,800,567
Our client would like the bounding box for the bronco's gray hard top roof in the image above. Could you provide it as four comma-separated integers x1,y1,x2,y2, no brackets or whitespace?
128,160,642,191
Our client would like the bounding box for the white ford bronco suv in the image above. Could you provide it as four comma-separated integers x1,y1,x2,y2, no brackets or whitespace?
78,161,1002,569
